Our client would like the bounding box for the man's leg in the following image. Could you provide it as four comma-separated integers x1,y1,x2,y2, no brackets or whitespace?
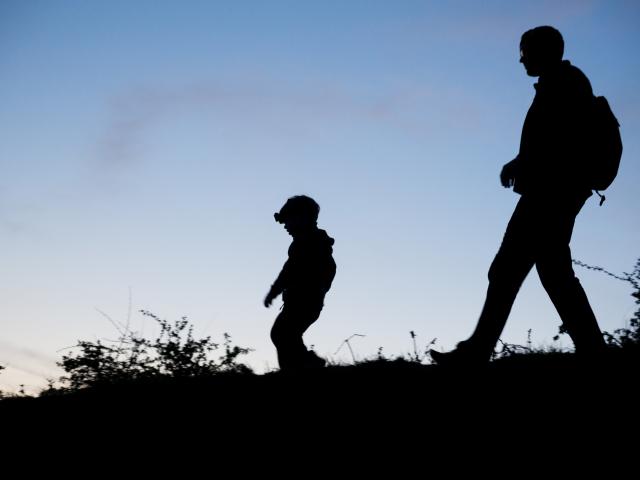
466,198,537,357
535,197,605,354
432,198,536,364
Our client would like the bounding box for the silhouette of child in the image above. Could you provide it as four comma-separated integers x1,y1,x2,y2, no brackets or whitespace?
264,195,336,371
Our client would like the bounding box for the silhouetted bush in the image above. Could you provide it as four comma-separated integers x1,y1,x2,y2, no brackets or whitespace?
603,258,640,348
57,309,253,390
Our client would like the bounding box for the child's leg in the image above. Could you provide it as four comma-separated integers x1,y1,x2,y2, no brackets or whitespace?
270,302,322,370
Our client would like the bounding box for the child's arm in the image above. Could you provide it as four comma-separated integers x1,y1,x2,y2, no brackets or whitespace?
264,260,290,307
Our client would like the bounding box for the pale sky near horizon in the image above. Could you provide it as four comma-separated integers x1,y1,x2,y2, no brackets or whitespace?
1,0,639,393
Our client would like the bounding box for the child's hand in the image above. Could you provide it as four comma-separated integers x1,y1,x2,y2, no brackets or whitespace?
264,290,276,308
500,158,520,188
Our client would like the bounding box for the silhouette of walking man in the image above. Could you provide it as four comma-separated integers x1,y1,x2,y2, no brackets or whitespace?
264,195,336,371
432,26,606,365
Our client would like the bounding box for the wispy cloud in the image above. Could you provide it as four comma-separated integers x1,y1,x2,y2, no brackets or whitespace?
0,341,61,389
0,189,42,235
96,80,485,169
0,217,29,234
0,341,59,365
97,82,275,168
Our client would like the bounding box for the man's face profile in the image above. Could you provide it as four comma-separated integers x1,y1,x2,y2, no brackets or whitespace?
519,45,541,77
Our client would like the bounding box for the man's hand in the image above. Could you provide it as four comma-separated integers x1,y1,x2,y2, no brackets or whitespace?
500,158,520,188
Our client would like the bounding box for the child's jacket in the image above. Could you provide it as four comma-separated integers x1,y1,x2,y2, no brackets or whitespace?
272,228,336,306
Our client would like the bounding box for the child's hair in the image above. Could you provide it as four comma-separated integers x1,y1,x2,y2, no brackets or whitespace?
274,195,320,224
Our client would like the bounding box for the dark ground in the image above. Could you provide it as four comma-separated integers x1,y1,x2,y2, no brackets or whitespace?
3,350,638,427
2,351,637,468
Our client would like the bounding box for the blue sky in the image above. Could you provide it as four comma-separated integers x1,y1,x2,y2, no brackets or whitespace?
1,0,639,392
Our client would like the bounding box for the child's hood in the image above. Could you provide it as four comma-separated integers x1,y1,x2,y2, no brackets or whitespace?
290,228,335,255
316,228,335,251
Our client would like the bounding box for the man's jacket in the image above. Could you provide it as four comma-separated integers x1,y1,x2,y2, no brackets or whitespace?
514,60,594,198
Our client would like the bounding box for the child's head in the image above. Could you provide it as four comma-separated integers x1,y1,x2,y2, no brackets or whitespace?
274,195,320,237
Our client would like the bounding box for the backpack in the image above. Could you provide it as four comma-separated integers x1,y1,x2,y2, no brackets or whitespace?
588,96,622,205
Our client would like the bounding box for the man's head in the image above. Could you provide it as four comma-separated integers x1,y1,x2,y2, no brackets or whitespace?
520,26,564,77
274,195,320,237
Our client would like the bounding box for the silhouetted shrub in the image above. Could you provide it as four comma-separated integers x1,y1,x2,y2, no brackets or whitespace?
57,309,253,390
603,258,640,348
